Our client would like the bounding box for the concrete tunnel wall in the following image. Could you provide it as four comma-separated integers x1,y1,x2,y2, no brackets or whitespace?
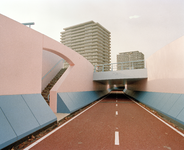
124,36,184,126
0,14,109,149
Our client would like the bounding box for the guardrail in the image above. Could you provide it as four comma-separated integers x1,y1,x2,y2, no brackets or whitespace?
94,60,145,72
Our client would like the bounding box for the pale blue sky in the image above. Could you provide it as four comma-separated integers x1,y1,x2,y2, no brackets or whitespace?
1,0,184,63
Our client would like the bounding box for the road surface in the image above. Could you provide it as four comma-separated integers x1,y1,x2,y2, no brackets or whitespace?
25,91,184,150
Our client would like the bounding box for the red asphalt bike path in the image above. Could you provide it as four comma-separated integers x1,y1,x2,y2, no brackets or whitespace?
25,91,184,150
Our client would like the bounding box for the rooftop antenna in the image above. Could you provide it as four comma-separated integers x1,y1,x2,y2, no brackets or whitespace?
22,22,35,28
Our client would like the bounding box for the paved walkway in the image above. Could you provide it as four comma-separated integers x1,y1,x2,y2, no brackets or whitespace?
54,113,70,122
25,91,184,150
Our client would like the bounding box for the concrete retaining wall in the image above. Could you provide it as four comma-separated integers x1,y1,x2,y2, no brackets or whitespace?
124,36,184,127
124,89,184,126
0,14,62,149
0,94,56,149
0,14,109,148
57,90,110,113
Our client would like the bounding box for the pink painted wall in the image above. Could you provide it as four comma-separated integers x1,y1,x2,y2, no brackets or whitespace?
42,50,64,91
0,14,107,112
127,36,184,94
0,14,43,95
42,36,107,112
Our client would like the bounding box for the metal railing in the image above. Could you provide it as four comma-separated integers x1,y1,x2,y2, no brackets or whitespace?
94,60,145,72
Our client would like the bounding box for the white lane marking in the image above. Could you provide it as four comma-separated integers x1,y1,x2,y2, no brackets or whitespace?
129,98,184,138
116,100,118,102
116,111,118,115
116,104,118,107
24,96,109,150
115,131,119,145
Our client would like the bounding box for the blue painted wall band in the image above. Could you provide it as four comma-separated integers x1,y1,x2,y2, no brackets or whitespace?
57,90,110,113
0,94,57,149
124,89,184,126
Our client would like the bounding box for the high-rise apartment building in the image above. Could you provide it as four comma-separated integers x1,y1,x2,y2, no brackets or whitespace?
61,21,111,69
117,51,144,70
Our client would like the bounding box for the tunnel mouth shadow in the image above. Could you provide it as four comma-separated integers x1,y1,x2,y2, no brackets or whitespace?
100,92,134,103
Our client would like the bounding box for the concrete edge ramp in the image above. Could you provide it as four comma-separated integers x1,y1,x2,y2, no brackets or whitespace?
57,90,110,113
0,94,57,149
124,89,184,126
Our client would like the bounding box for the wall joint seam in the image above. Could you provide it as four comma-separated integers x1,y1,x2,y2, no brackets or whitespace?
21,95,41,126
0,107,18,139
167,94,182,114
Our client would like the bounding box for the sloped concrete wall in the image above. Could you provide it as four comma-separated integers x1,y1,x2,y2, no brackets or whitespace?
0,14,60,149
0,94,56,149
124,90,184,126
124,36,184,126
57,90,110,113
0,14,109,148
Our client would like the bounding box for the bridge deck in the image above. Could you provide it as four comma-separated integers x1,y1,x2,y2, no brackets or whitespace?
93,69,147,85
25,91,184,150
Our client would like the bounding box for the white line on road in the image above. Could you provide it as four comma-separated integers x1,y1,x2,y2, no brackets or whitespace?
23,95,109,150
116,111,118,115
129,98,184,137
115,131,119,145
116,104,118,107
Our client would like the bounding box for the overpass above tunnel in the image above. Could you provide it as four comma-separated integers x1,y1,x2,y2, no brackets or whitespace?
93,68,147,86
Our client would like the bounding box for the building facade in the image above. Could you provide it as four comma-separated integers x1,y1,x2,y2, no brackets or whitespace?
117,51,144,70
61,21,111,69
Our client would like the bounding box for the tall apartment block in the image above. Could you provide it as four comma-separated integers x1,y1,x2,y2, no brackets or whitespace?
60,21,111,69
117,51,144,70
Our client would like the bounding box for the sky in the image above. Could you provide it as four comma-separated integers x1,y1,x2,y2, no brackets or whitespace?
1,0,184,63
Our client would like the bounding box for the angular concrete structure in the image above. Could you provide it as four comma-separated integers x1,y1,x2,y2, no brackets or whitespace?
124,36,184,127
1,12,184,149
0,14,109,149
